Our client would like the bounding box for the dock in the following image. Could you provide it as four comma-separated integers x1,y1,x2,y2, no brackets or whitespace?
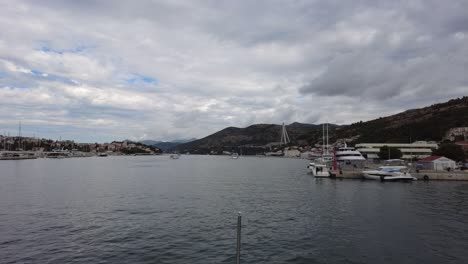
332,170,468,181
413,171,468,181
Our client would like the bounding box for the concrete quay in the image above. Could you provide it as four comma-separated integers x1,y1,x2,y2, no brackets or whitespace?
331,170,468,181
413,171,468,181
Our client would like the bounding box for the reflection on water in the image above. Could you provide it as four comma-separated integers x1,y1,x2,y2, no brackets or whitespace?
1,156,467,263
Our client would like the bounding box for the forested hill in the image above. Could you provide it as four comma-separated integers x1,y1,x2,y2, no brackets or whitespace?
175,97,468,153
175,122,338,153
334,96,468,143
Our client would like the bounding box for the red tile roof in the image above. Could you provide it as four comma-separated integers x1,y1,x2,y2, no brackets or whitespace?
419,155,443,162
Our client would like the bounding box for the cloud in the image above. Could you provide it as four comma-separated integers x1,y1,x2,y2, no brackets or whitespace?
0,0,467,142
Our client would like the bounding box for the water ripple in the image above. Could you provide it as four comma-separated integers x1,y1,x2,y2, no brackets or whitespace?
1,157,468,263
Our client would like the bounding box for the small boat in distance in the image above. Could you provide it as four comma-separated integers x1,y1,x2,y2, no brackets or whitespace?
98,152,108,157
170,154,179,159
265,150,284,156
231,153,239,159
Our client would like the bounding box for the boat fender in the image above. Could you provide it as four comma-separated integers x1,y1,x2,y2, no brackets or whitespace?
380,175,385,182
423,175,429,181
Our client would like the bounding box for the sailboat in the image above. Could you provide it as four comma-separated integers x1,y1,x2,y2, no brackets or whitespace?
321,122,333,162
308,122,331,177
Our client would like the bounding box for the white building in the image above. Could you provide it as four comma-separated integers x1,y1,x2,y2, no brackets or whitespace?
284,149,301,158
284,149,300,157
356,141,438,160
417,156,457,171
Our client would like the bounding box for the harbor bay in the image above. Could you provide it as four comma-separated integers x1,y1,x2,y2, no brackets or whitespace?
1,156,467,264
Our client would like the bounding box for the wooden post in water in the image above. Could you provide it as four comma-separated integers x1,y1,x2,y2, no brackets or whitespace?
236,212,242,264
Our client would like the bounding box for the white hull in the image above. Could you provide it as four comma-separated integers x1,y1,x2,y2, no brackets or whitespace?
362,171,416,181
308,163,331,178
313,173,330,178
335,145,366,162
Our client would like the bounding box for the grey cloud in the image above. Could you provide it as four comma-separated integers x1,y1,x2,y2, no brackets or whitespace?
1,0,468,141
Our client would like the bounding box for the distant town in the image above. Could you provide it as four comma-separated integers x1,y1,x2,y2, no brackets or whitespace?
0,135,161,159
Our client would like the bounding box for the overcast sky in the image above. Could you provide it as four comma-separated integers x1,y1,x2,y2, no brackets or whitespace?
1,0,467,142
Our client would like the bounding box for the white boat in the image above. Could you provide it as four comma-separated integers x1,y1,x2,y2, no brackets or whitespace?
307,162,331,178
335,143,366,166
170,154,179,159
97,152,108,157
231,153,239,159
265,150,284,156
362,159,416,181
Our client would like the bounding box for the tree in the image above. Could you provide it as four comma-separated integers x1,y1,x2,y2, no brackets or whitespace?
378,145,402,160
433,143,466,162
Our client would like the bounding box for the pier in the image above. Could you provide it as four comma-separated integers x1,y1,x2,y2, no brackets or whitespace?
333,169,468,181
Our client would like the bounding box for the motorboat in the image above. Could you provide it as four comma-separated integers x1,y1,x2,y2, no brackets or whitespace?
170,154,179,159
307,162,330,178
362,167,416,181
231,153,239,159
362,159,416,181
265,150,284,156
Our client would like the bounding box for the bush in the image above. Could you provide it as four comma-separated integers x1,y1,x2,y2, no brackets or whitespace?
378,146,402,160
433,143,466,162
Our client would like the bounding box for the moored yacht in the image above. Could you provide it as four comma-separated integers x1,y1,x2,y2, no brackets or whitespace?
307,162,331,178
336,143,366,166
362,159,416,181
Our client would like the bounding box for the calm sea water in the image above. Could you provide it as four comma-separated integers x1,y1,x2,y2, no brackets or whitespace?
1,155,468,264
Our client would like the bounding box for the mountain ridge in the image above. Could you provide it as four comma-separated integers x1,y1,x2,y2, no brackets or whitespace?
140,138,197,151
175,96,468,154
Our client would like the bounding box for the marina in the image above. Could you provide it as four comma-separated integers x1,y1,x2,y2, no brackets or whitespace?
2,149,467,181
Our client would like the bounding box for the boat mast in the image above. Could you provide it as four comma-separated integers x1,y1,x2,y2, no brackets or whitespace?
326,122,329,155
322,123,324,155
18,121,22,151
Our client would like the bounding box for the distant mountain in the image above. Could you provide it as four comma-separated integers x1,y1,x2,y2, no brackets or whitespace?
140,138,197,151
175,123,338,154
174,96,468,153
170,138,197,144
139,140,162,146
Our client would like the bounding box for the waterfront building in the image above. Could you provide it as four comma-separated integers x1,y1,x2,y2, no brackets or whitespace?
356,141,438,160
416,156,456,171
284,148,300,157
